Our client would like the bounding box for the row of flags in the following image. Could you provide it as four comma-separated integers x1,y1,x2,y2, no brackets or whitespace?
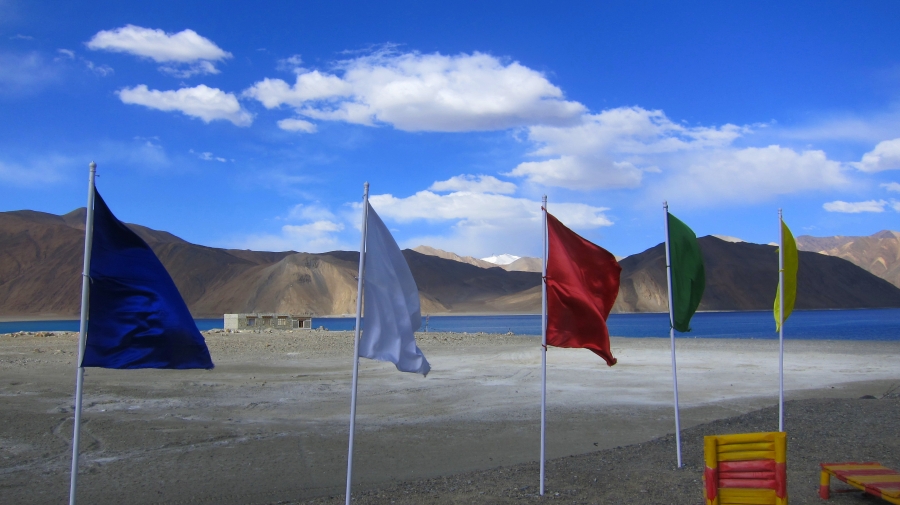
67,164,798,503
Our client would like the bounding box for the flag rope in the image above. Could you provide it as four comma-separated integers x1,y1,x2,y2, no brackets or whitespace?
69,161,97,505
663,201,683,468
345,182,369,505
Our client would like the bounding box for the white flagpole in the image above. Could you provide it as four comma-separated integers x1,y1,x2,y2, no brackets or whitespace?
345,182,370,505
69,161,97,505
663,201,683,468
778,209,785,432
540,195,548,496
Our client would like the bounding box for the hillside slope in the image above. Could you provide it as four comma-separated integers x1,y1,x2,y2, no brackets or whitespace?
796,230,900,289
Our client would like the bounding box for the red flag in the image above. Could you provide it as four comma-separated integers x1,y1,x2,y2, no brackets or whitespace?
546,212,621,366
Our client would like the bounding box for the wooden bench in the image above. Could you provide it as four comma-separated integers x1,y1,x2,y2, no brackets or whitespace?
820,462,900,504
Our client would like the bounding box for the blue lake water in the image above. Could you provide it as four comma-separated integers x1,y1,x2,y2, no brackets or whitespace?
315,309,900,341
0,318,227,333
1,309,899,341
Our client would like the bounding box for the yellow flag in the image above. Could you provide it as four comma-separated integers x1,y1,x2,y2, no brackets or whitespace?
774,220,797,331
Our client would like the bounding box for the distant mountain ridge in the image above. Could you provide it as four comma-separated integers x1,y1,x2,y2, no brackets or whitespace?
411,245,498,269
612,235,900,313
796,230,900,289
414,246,542,272
2,209,899,319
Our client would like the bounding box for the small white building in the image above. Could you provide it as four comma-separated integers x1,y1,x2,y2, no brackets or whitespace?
224,313,312,330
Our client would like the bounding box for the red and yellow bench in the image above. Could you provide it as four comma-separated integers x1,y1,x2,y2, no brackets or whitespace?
703,432,787,505
820,462,900,504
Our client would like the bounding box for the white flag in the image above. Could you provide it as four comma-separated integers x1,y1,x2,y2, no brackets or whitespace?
359,202,430,376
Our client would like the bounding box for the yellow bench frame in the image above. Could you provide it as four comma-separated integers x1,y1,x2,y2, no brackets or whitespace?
820,462,900,504
703,432,787,505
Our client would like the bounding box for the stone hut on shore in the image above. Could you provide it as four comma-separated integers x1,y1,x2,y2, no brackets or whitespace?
224,313,312,330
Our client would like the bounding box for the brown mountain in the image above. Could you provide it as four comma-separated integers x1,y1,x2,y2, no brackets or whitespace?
796,230,900,289
411,245,499,269
398,250,539,312
3,209,900,319
413,245,542,272
503,256,542,273
0,209,540,318
613,236,900,312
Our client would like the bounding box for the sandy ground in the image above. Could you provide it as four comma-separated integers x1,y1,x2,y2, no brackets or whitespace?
1,329,898,504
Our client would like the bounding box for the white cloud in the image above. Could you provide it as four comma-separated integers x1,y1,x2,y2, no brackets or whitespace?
892,201,900,212
190,149,227,162
159,60,219,78
366,189,611,257
781,111,900,145
502,106,850,202
510,156,644,190
0,155,69,186
284,220,344,235
657,145,848,205
55,48,114,76
882,182,900,193
244,70,355,107
0,51,61,94
852,138,900,172
285,203,337,222
244,50,585,132
508,107,744,190
84,60,113,76
86,25,231,76
277,118,317,133
238,220,348,253
528,108,743,157
429,174,516,194
276,54,304,72
232,203,352,253
822,200,888,213
118,85,253,126
90,138,172,171
11,34,34,40
86,25,230,62
0,140,175,186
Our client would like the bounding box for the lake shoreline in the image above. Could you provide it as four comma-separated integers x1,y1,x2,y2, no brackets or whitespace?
3,307,900,341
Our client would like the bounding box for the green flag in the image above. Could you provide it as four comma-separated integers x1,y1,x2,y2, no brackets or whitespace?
774,220,798,331
668,213,705,332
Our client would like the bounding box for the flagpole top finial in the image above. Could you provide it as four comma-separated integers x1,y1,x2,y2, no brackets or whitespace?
663,200,668,210
89,161,96,170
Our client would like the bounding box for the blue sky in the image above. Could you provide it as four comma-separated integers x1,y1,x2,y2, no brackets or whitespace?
2,0,900,259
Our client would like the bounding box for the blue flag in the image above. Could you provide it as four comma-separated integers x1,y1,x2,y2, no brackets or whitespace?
82,189,213,369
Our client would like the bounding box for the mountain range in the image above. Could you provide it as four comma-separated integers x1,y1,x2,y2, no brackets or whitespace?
796,230,900,289
412,245,542,272
2,208,899,318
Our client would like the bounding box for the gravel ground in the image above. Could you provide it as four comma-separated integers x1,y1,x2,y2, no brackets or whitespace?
295,395,900,505
1,329,898,505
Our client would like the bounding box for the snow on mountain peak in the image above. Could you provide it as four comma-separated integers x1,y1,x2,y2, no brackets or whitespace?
481,253,521,265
